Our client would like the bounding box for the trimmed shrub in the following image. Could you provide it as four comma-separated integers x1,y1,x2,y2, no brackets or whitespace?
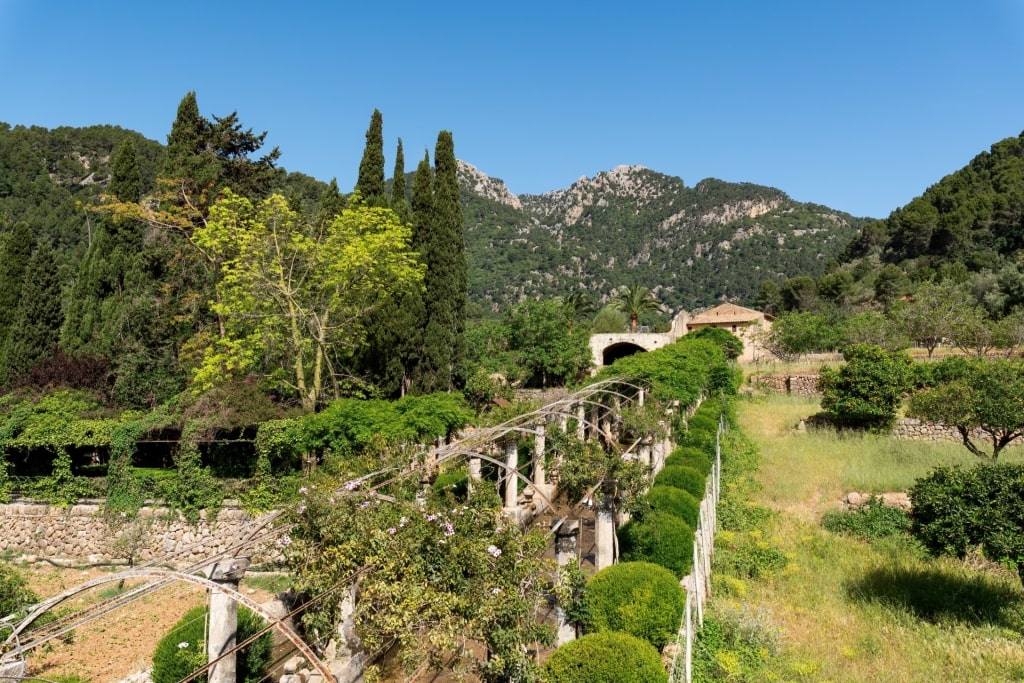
152,605,273,683
664,446,711,475
619,511,695,578
644,485,700,527
584,561,685,648
543,631,668,683
654,465,707,499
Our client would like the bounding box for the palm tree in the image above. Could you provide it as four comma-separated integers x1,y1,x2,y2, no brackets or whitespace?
610,283,663,332
561,290,596,322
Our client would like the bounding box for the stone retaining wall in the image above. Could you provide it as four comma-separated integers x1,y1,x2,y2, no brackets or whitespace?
891,418,998,444
753,374,821,396
0,501,275,567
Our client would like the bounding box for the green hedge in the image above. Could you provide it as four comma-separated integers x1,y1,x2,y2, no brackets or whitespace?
654,465,707,499
584,561,685,648
644,485,700,527
619,511,695,578
151,605,273,683
543,631,668,683
664,446,711,475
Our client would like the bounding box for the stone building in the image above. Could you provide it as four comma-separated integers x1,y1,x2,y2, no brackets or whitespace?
686,303,773,363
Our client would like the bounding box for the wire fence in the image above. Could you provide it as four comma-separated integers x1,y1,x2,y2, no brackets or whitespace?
669,415,724,683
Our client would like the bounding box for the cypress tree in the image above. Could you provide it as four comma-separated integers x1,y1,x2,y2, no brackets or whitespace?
108,138,142,204
416,132,467,392
6,243,63,381
0,221,34,338
390,138,411,225
355,109,386,207
316,178,347,227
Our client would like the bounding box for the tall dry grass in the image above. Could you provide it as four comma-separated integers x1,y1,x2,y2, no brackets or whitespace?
712,393,1024,682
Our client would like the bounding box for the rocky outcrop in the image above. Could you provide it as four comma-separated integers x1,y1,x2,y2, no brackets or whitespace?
457,160,522,209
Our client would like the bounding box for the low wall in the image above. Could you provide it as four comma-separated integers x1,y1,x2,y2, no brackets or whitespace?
891,418,997,444
0,501,274,567
754,374,821,396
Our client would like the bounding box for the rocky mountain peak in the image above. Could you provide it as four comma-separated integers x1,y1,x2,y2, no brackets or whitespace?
456,160,522,210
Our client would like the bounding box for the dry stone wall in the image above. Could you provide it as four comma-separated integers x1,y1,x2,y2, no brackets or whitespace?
753,374,821,396
891,418,1005,445
0,501,275,567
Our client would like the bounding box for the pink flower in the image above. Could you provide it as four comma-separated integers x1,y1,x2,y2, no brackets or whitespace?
487,545,501,558
444,522,455,537
296,505,307,515
299,487,309,495
388,527,397,535
344,480,360,490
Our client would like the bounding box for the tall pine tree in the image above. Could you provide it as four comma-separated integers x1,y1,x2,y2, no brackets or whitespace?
355,109,387,207
415,132,467,393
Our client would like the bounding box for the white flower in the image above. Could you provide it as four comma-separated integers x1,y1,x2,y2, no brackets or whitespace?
178,641,189,649
296,505,307,515
299,486,309,495
487,545,502,558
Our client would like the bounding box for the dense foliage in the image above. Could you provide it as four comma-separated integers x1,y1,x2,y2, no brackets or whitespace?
818,344,912,429
542,631,668,683
583,561,685,649
618,510,695,578
151,605,273,683
908,357,1024,459
910,464,1024,585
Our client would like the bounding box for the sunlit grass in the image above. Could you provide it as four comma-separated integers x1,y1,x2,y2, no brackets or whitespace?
717,393,1024,682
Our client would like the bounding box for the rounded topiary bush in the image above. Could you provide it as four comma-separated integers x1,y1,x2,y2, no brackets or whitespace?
664,446,711,475
152,605,273,683
584,561,685,648
543,631,668,683
644,485,700,526
618,511,695,578
654,465,707,499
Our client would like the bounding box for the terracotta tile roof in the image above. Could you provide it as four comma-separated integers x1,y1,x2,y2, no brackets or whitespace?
687,303,768,326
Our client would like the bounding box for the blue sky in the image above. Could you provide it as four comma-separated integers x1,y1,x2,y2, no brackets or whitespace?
1,0,1022,218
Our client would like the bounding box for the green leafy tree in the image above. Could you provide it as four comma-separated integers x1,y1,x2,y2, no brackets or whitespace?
910,464,1024,586
842,311,911,351
908,358,1024,459
892,281,963,357
355,109,386,208
818,344,912,429
504,299,592,387
191,191,423,410
949,305,998,357
611,283,663,332
687,326,743,360
591,305,628,333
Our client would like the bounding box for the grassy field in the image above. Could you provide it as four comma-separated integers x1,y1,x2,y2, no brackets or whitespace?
704,393,1024,682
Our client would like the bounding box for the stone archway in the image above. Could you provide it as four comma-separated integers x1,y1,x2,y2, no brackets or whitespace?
601,341,647,366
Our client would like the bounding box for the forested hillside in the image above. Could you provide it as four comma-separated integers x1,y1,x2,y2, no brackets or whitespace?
749,130,1024,360
459,163,865,312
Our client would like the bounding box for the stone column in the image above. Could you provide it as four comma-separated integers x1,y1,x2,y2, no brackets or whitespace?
638,387,645,407
555,521,580,645
504,439,519,509
576,404,586,440
467,455,482,485
594,501,615,570
206,557,250,683
533,424,547,488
